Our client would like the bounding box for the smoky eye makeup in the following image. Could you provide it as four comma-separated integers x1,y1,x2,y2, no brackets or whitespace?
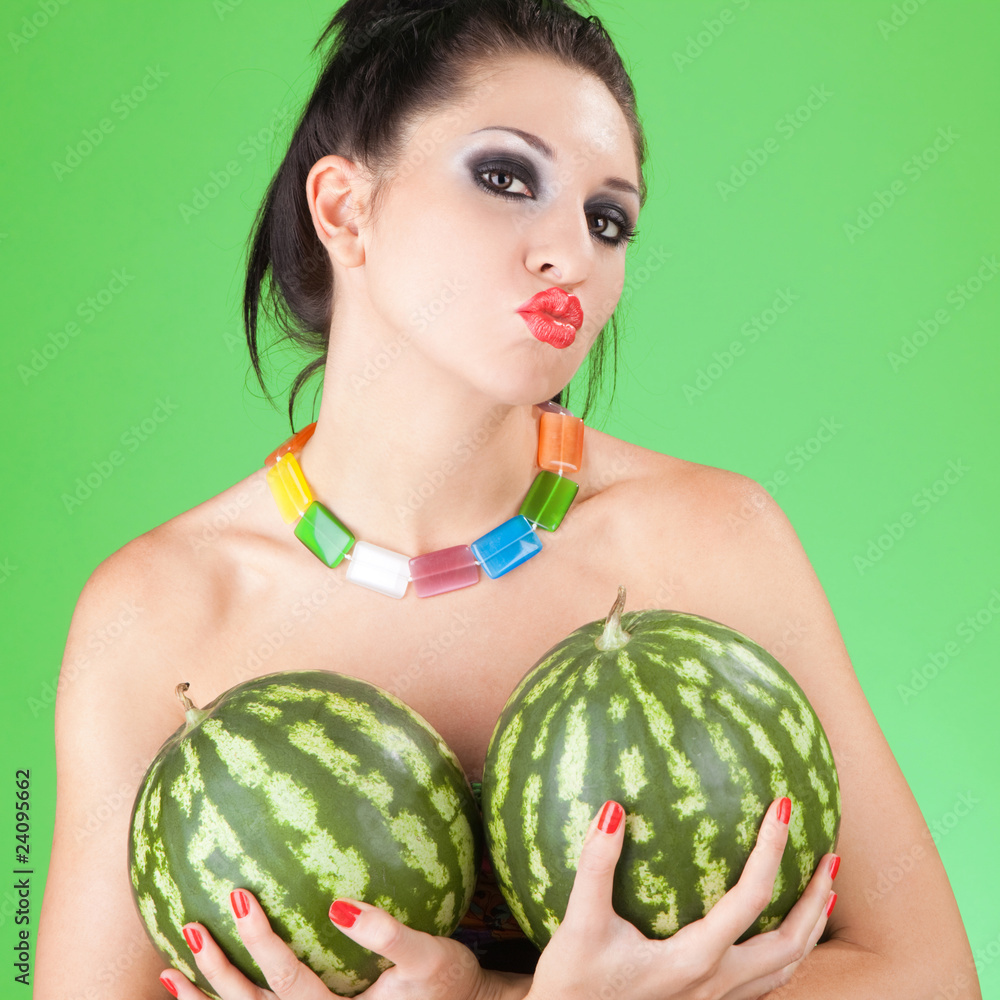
465,147,637,245
467,147,540,194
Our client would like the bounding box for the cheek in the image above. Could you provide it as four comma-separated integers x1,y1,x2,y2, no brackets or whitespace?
379,202,490,319
585,275,625,337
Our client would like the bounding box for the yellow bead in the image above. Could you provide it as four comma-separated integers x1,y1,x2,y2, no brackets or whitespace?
265,453,314,524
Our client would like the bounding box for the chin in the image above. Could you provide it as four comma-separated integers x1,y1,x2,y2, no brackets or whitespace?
469,369,562,410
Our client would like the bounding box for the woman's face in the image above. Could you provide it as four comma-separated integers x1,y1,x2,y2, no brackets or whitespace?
345,52,642,405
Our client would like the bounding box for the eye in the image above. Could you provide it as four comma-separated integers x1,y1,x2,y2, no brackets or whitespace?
474,157,638,248
589,208,638,249
475,159,535,198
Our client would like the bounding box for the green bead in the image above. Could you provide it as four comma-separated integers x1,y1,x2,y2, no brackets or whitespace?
294,501,355,567
518,470,579,532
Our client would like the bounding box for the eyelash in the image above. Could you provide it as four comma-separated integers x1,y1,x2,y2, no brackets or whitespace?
474,158,639,249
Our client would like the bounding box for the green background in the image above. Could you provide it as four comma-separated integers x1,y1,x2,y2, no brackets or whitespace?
3,0,998,993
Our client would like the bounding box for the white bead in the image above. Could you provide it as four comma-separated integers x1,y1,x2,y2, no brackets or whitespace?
345,540,411,599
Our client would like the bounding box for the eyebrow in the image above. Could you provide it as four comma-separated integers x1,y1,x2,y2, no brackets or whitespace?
471,125,640,200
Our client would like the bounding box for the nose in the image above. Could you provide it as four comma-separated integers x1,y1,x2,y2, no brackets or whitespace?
523,202,593,288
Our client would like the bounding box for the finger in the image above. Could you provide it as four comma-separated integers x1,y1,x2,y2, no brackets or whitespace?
694,796,792,946
174,917,263,1000
742,854,838,959
559,800,626,933
717,898,833,1000
158,968,206,999
223,888,333,997
716,855,840,995
329,897,442,975
812,890,837,946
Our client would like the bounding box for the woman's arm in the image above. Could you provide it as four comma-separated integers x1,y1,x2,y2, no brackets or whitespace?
658,469,981,998
36,536,198,999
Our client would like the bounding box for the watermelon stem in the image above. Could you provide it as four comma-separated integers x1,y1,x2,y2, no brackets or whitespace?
595,585,632,651
175,682,210,733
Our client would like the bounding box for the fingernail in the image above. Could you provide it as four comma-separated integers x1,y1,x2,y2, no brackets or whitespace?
777,797,791,825
598,800,624,835
330,900,362,928
160,975,179,997
182,925,203,954
828,855,841,881
230,889,250,919
825,891,838,918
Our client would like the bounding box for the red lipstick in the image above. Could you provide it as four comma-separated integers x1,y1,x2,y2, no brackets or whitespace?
517,287,584,349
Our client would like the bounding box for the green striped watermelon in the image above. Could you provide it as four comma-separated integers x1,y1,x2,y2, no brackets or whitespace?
482,586,841,949
128,670,482,998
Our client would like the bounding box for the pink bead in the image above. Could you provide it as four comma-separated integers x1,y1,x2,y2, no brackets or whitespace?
536,400,574,416
409,545,479,598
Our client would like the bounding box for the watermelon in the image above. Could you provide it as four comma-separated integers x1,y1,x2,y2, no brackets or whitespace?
128,670,482,998
481,586,841,950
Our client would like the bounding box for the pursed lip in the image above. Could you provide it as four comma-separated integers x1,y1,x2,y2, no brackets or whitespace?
516,287,584,331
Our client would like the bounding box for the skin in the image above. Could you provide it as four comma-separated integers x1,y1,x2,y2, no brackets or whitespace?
36,53,979,1000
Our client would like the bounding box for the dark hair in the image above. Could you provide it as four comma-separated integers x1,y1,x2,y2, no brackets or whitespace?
243,0,649,431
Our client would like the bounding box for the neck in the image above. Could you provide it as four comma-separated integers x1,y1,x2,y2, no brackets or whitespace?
294,326,557,557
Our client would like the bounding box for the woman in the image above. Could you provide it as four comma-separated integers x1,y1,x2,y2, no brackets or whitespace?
36,0,979,997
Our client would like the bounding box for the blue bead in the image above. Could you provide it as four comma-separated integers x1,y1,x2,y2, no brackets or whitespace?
470,515,542,579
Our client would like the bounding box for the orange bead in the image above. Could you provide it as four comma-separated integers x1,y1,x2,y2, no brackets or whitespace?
537,411,584,473
265,421,317,469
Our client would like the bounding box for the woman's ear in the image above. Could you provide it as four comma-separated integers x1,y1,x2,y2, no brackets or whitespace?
305,154,369,268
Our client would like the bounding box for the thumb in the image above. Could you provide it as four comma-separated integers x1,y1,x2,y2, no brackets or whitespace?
328,898,439,972
562,800,626,932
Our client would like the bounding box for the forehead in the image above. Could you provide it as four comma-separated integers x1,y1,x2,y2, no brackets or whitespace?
420,52,639,186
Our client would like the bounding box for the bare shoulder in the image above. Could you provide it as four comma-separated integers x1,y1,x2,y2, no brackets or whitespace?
585,424,760,510
585,427,771,567
587,428,863,694
59,471,276,723
603,432,820,642
67,510,215,679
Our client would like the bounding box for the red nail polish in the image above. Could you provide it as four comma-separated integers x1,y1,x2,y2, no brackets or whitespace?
828,855,841,881
598,800,624,835
183,925,203,954
330,900,362,928
230,889,250,919
777,797,791,825
160,975,179,997
825,892,837,918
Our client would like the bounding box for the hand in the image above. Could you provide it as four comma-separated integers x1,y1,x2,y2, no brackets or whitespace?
527,797,839,1000
158,888,506,1000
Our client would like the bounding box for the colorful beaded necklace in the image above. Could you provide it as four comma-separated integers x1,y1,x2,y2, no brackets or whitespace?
264,400,585,599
